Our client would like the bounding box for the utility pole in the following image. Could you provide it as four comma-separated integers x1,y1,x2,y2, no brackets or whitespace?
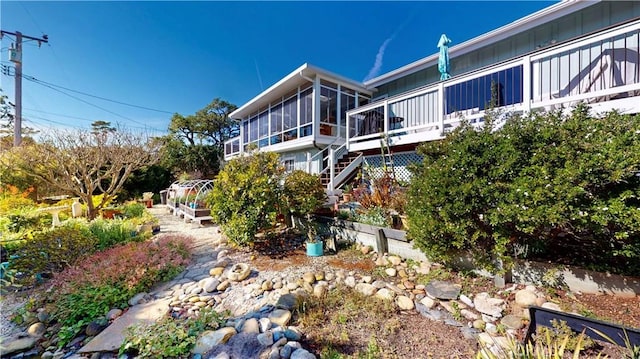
0,30,48,146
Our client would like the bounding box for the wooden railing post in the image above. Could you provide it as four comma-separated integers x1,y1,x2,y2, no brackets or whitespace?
329,147,335,192
522,55,532,113
438,82,445,136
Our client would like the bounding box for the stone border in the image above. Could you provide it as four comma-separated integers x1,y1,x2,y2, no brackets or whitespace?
315,216,639,297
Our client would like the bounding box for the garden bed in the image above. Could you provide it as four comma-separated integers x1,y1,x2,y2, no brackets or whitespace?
314,216,640,297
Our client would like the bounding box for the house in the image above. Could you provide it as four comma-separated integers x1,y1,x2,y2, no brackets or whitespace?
225,0,640,195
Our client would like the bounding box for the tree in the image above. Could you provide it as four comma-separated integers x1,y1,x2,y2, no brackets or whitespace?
161,98,237,178
5,126,162,219
0,88,38,150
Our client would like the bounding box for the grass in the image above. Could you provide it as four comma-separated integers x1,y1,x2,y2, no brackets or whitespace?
295,284,398,358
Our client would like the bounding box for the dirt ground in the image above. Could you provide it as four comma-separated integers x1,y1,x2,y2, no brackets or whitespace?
250,241,640,358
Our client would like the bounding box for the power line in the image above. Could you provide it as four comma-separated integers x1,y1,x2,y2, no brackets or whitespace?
22,75,173,114
21,74,166,133
22,108,169,134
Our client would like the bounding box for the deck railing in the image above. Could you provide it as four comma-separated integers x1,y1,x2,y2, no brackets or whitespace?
347,19,640,151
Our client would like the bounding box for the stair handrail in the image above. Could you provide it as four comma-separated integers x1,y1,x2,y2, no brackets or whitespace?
307,137,343,175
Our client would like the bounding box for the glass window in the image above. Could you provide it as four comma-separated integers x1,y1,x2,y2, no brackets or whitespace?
271,103,283,134
249,116,258,142
340,92,356,125
300,88,313,125
320,87,337,123
243,121,249,142
283,96,297,130
283,159,295,172
258,111,269,138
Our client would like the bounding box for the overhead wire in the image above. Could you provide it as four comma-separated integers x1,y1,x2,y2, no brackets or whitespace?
23,74,173,114
21,74,167,133
22,108,168,134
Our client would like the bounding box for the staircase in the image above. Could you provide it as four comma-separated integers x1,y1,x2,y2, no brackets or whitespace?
320,152,362,189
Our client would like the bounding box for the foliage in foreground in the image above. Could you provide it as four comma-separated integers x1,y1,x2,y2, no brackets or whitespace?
207,151,284,245
476,330,603,359
283,170,326,217
47,233,193,347
296,285,397,358
407,105,640,274
120,308,225,358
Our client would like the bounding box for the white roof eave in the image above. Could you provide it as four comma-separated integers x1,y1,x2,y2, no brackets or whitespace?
230,63,372,120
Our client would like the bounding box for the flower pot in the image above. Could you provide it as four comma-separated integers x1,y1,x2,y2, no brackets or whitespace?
342,193,352,203
306,241,323,257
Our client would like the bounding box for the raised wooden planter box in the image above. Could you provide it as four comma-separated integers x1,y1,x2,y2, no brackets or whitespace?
179,204,212,225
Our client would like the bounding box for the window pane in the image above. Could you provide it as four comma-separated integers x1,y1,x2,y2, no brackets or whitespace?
320,87,337,123
300,88,313,125
283,96,298,130
259,111,269,138
249,116,258,142
243,121,249,142
271,103,283,133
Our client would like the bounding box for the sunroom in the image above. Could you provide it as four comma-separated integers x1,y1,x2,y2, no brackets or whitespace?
224,63,373,167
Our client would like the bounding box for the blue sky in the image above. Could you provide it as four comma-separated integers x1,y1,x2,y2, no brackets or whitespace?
1,1,555,136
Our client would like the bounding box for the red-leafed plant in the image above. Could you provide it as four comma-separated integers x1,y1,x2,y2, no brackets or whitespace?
46,233,193,347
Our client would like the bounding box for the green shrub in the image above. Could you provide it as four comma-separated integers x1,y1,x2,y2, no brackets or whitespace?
407,105,640,274
89,218,141,250
120,308,225,358
283,170,326,216
10,222,97,284
206,151,284,246
354,206,389,227
122,202,146,218
476,330,601,358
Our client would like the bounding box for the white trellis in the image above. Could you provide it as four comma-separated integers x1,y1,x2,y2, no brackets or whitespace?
165,179,215,225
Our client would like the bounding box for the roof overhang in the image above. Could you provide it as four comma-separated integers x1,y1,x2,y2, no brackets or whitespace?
364,0,600,88
230,63,373,120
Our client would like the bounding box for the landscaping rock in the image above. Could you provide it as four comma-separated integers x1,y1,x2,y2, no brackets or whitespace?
375,288,396,301
459,294,474,308
302,272,316,284
355,283,377,297
385,268,397,277
193,327,237,354
415,261,431,274
344,276,356,288
1,337,37,356
515,289,537,307
257,331,274,346
269,309,292,327
388,255,402,266
461,309,479,320
284,328,302,341
106,308,123,320
201,277,221,293
241,318,260,333
259,318,272,332
541,302,562,311
210,267,225,277
28,322,46,337
396,296,415,310
85,320,107,336
36,310,50,323
420,296,436,309
473,292,505,318
425,281,461,300
227,263,250,282
275,294,298,310
501,314,524,330
313,283,327,298
291,348,316,359
217,280,231,291
128,292,149,306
